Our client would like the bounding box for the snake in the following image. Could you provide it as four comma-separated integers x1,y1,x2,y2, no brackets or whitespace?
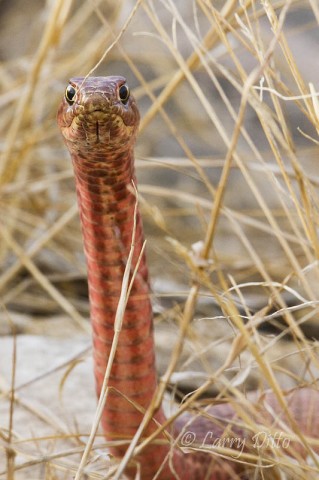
57,76,319,479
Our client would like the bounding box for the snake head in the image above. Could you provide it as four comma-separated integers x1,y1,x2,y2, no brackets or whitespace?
57,76,140,154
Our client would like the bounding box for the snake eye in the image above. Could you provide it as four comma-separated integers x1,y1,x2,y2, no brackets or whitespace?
119,84,130,104
65,84,77,105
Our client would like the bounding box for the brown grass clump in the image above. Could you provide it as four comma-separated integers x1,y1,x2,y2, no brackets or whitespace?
0,1,319,479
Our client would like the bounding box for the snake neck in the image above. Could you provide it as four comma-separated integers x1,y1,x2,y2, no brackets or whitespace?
70,147,168,465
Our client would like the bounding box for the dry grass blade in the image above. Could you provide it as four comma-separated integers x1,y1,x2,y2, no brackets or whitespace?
5,317,17,480
0,0,73,184
0,224,89,333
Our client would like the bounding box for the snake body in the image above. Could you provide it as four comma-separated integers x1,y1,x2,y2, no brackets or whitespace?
57,76,319,479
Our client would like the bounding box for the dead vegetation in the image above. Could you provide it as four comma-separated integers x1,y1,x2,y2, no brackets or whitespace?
0,0,319,478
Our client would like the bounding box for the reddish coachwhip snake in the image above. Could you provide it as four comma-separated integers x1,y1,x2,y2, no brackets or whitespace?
57,76,319,479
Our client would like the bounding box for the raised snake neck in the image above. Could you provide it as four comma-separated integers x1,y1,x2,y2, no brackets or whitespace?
57,76,319,480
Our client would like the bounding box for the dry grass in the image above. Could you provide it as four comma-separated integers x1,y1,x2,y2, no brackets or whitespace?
1,0,319,478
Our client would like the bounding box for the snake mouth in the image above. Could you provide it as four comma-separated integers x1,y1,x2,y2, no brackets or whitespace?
95,121,100,143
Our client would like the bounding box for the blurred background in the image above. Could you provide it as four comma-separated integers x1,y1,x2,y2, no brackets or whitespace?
0,0,319,478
